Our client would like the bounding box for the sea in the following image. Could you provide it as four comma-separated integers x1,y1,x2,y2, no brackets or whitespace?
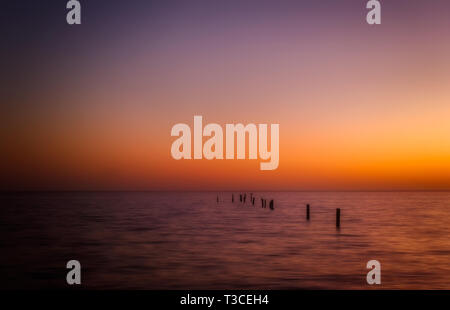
1,191,449,289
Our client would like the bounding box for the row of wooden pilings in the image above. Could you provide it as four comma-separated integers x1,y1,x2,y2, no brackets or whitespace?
217,193,274,210
217,195,341,227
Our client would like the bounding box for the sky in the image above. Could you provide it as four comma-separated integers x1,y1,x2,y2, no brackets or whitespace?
1,0,450,191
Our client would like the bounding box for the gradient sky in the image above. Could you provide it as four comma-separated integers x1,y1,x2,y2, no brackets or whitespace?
1,0,450,190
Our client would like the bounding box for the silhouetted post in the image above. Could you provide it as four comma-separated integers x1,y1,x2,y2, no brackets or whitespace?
240,194,242,202
252,197,255,205
336,208,341,228
269,200,274,210
261,198,264,208
232,194,234,203
306,204,310,220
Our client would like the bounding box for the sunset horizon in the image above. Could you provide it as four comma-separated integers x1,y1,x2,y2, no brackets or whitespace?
2,1,450,192
1,0,449,297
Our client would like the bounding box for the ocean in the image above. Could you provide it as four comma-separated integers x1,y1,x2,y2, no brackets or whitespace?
1,191,449,289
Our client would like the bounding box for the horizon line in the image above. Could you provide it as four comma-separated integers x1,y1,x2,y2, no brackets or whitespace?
2,190,450,193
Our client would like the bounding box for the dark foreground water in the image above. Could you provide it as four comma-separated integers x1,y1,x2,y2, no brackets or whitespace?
0,192,449,289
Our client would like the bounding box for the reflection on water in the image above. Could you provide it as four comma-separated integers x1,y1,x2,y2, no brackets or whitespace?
1,192,449,289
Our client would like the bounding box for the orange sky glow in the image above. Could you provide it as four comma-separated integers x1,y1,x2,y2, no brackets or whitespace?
1,1,450,191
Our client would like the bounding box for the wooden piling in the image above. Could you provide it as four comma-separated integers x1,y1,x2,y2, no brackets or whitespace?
306,204,310,220
269,200,274,210
336,208,341,228
232,194,234,202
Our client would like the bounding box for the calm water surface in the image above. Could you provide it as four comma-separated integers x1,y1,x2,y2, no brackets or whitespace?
1,192,449,289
